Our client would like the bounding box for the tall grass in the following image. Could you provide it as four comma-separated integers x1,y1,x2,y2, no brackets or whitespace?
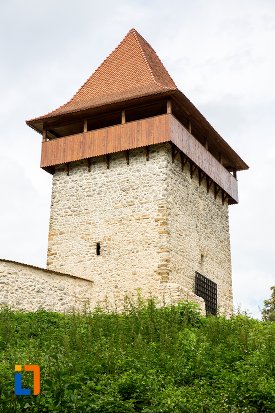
0,301,274,412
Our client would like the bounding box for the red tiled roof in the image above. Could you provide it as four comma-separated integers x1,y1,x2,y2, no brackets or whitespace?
29,29,177,123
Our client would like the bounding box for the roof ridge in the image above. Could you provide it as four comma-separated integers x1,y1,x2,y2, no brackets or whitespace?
38,29,137,120
131,29,157,85
131,29,177,89
71,28,173,102
27,29,177,123
68,29,135,102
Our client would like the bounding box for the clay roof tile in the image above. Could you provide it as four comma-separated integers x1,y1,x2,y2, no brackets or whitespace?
29,28,177,123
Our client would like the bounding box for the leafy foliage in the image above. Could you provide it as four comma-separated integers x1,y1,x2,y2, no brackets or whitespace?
262,286,275,322
0,301,274,412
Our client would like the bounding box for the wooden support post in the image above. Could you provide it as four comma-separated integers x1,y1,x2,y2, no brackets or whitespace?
146,146,150,161
167,99,172,114
42,128,47,142
84,119,88,132
206,177,212,193
180,153,188,171
171,145,179,163
106,154,110,169
188,120,192,134
65,163,70,176
190,162,196,179
214,184,218,199
233,169,237,179
125,150,130,165
204,137,208,150
122,110,126,124
222,191,228,205
87,158,92,172
214,184,221,199
171,145,175,163
198,170,205,186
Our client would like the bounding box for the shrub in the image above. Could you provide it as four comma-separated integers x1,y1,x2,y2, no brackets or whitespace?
0,302,274,412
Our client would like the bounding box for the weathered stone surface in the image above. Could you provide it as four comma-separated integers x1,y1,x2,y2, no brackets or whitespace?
0,260,93,312
0,144,233,315
44,143,232,315
0,260,205,313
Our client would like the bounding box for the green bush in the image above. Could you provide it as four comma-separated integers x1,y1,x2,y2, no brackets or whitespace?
0,301,274,412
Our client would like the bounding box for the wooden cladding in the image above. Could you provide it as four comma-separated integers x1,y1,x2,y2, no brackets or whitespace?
41,114,238,203
170,117,238,202
41,115,168,167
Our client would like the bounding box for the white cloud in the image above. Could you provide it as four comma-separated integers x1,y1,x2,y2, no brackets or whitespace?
233,269,274,318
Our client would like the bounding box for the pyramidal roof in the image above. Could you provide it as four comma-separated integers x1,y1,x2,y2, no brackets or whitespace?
30,29,177,123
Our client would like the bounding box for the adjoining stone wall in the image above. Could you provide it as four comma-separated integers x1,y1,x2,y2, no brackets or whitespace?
0,260,94,312
0,260,205,313
46,143,232,316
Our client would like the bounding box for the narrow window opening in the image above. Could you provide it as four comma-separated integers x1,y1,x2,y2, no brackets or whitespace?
96,242,101,256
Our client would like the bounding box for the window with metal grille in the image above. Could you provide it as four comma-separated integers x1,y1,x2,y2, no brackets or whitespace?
195,272,217,315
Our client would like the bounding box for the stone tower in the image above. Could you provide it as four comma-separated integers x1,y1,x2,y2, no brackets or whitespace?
27,29,248,315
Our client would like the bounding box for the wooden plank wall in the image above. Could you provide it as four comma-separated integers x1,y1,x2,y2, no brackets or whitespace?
169,116,239,202
40,114,238,202
41,115,169,167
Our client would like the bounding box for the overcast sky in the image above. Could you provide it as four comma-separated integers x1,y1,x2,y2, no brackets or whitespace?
0,0,274,318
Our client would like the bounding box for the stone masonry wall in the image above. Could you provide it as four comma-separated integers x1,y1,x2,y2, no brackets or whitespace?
0,260,205,313
0,260,94,312
166,153,233,315
47,146,171,293
46,143,232,315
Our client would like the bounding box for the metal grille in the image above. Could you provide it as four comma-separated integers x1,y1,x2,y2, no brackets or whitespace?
195,272,217,315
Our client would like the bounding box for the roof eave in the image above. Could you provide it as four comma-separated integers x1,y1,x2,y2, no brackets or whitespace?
173,90,249,171
26,89,176,134
26,87,249,172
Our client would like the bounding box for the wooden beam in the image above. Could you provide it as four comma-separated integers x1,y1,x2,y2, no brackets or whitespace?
84,119,88,133
206,177,213,193
222,191,228,205
204,137,208,150
167,99,172,114
214,184,221,199
125,150,130,165
47,129,60,139
198,170,205,186
42,128,47,142
180,153,188,171
106,154,110,169
122,110,126,124
65,163,70,176
233,169,237,179
188,120,192,134
171,145,175,163
190,162,196,179
87,158,92,172
171,144,179,163
146,146,150,161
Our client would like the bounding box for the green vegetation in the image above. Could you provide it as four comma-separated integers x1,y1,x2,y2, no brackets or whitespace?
262,286,275,322
0,301,274,412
